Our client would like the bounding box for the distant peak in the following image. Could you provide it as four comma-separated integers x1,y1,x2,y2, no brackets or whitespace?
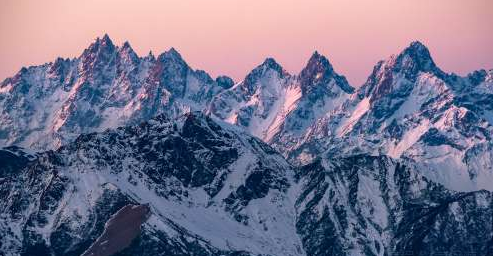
360,41,443,100
310,50,322,59
241,57,288,90
119,41,136,55
146,50,155,60
166,47,181,57
81,34,116,59
408,40,428,50
122,41,132,49
156,47,189,70
394,40,436,70
260,57,283,71
102,33,111,40
246,57,287,77
159,47,184,62
306,51,333,71
120,41,137,55
118,41,138,63
401,41,431,58
99,33,115,47
299,51,353,94
300,51,334,80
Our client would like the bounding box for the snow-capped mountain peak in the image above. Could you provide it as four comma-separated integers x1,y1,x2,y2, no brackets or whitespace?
392,41,445,78
119,41,138,57
0,35,230,150
286,41,493,192
360,41,446,102
299,51,353,94
300,51,335,85
242,57,289,91
260,57,285,71
82,34,116,58
1,35,493,256
209,51,354,147
159,47,185,63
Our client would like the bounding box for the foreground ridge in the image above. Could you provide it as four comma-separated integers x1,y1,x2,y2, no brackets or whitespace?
1,113,491,256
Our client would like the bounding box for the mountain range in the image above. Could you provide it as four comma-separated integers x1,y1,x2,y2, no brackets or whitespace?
0,35,492,256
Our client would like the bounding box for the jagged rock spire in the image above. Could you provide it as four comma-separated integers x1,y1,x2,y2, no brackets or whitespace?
360,41,445,99
299,51,353,94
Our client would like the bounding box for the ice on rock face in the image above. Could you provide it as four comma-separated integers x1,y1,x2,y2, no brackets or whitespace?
295,155,493,256
287,41,493,192
1,37,493,256
2,113,491,256
0,112,304,256
0,35,232,151
208,51,354,149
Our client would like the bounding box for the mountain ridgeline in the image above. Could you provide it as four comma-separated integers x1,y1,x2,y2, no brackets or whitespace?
0,35,492,256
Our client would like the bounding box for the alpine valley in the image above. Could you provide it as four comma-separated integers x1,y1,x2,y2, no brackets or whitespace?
0,35,492,256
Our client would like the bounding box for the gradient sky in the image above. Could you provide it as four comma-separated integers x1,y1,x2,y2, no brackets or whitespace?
1,0,492,86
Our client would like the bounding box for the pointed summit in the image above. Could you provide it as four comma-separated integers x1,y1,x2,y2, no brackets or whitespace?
119,41,136,55
260,57,283,71
407,41,428,51
101,33,113,46
305,51,333,72
155,47,189,75
94,33,115,51
301,51,335,79
240,57,288,94
118,41,139,64
401,41,433,62
299,51,353,94
251,57,287,77
145,50,156,61
250,57,288,78
392,40,439,76
81,34,116,58
121,41,132,49
245,57,287,84
359,41,446,102
157,47,188,67
79,34,117,69
119,41,135,55
161,47,182,60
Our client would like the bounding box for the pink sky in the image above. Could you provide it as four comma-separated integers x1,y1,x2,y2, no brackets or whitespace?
1,0,492,85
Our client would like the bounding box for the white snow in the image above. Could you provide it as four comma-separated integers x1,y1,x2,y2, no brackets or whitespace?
388,119,430,158
337,97,370,137
0,84,12,93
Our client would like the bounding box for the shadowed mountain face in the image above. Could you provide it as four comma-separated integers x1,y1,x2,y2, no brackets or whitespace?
1,113,491,256
0,36,492,256
0,112,302,256
0,35,229,150
207,51,353,146
282,42,493,192
296,155,492,256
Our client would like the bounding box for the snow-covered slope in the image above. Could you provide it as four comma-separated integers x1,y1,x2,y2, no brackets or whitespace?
287,42,493,192
1,36,493,255
208,52,353,146
296,154,492,256
0,112,304,256
2,113,491,256
0,35,229,150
